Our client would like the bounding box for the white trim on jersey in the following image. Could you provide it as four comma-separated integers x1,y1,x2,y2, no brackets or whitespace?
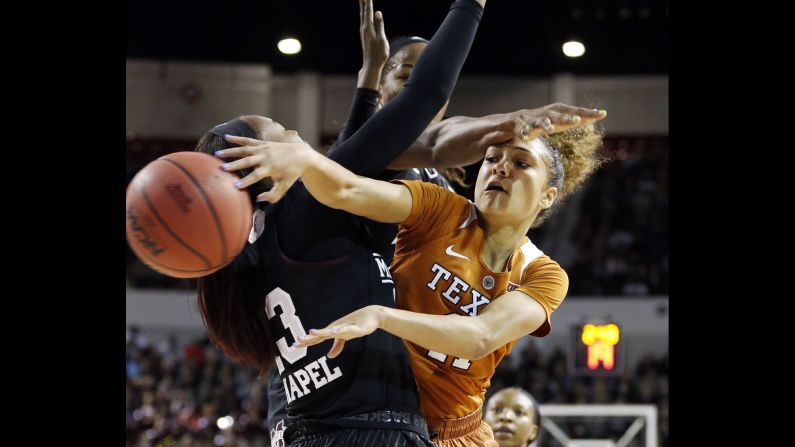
248,208,267,243
519,239,544,275
457,203,478,230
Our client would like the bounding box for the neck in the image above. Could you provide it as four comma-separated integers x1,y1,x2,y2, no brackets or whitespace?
477,210,534,272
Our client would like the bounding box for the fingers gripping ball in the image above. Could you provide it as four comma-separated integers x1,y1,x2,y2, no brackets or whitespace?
126,151,253,278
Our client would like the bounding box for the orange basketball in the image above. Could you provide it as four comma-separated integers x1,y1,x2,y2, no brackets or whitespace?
126,151,253,278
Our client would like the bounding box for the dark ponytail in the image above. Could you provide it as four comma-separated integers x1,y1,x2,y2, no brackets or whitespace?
196,243,276,372
193,123,277,373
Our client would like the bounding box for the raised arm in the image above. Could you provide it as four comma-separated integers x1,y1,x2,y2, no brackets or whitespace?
355,0,389,91
325,0,485,176
327,0,388,150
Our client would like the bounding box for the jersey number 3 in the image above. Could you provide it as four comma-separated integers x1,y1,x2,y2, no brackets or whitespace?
265,287,308,374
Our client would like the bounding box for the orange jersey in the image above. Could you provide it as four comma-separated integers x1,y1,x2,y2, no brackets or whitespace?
391,180,568,419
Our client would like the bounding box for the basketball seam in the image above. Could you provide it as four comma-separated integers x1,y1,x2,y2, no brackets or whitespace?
159,157,229,262
140,184,214,269
139,258,224,273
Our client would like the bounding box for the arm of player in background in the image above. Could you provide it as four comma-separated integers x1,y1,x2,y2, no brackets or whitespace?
387,105,607,170
324,0,485,177
325,0,387,151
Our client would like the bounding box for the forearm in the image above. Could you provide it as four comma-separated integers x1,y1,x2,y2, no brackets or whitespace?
388,114,514,170
357,65,383,90
328,88,379,153
377,289,547,360
402,0,483,106
298,150,364,209
299,289,550,361
298,150,410,223
328,0,484,177
378,306,491,360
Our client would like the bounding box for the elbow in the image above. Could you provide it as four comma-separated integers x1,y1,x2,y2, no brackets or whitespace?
326,177,364,211
325,185,351,211
469,343,490,361
468,327,494,360
412,81,449,114
324,193,344,211
470,342,493,361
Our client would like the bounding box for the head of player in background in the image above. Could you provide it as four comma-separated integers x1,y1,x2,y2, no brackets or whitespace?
484,387,541,447
379,36,448,124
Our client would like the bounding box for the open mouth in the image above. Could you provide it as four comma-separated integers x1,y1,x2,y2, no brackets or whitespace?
485,182,506,193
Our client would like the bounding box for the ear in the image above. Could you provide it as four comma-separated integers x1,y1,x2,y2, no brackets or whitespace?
527,424,539,442
539,186,558,210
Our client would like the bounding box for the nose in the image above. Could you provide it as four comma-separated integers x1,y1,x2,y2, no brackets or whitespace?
501,406,520,421
491,157,509,177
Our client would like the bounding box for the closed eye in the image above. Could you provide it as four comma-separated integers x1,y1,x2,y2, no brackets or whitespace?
395,70,412,81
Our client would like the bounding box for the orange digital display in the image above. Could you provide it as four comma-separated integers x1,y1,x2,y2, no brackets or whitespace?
581,323,620,370
569,323,624,376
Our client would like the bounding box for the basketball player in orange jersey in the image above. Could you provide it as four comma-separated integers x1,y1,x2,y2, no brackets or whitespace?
260,3,607,441
216,111,605,446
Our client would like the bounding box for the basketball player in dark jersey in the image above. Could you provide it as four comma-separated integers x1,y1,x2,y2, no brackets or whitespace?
195,1,487,445
262,35,459,446
259,3,605,443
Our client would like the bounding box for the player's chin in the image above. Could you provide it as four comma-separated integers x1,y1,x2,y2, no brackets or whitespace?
492,431,514,441
476,192,501,207
476,197,511,215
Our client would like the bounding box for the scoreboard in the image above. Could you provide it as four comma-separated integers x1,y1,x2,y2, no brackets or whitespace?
568,322,625,376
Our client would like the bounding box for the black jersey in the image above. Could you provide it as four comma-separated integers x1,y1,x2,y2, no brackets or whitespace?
258,206,420,426
265,367,289,445
259,0,483,432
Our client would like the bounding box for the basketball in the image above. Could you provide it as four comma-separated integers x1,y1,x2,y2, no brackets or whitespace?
126,151,253,278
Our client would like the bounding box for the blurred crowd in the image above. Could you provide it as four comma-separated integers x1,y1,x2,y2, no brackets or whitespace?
126,327,668,447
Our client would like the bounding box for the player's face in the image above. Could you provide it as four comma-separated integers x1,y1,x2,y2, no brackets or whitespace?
244,115,304,144
484,389,539,447
380,42,448,123
474,138,557,225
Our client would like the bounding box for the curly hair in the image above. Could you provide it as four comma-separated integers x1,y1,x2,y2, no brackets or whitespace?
442,166,470,188
533,125,606,227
